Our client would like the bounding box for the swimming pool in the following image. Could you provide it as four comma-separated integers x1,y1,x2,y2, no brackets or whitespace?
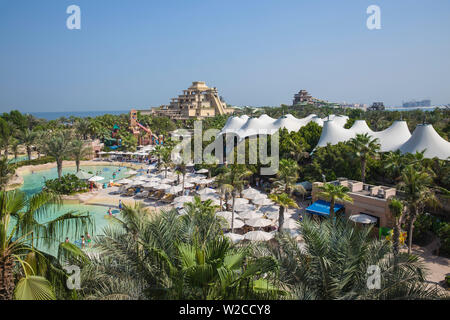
18,165,132,255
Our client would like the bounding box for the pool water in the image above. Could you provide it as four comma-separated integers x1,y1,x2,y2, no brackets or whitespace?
17,165,132,255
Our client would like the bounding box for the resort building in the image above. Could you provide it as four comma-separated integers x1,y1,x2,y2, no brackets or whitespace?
309,179,397,230
367,102,385,111
292,89,329,106
151,81,235,120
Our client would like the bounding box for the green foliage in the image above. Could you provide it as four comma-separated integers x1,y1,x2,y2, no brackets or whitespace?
44,174,89,195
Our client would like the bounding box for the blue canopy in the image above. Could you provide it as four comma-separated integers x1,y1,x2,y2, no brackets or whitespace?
306,200,344,217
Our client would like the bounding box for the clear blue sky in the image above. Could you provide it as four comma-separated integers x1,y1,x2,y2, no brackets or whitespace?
0,0,449,112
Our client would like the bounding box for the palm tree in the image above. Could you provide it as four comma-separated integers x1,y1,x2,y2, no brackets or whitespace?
70,139,91,172
348,133,380,183
42,131,72,179
0,189,93,300
383,150,406,183
271,158,305,196
266,216,444,299
269,193,299,232
75,118,91,140
398,166,438,254
18,128,38,161
175,162,188,193
217,165,252,233
0,158,15,191
317,183,353,219
10,139,20,162
160,147,173,178
0,118,12,160
388,198,405,258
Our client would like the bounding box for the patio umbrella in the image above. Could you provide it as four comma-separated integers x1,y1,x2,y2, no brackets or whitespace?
116,178,133,185
201,178,215,184
234,203,256,212
258,205,280,214
234,198,249,206
282,218,300,230
165,185,182,194
242,187,261,199
183,182,195,188
88,176,105,182
252,196,273,206
154,183,171,190
238,211,263,220
224,233,244,243
245,218,273,228
197,188,216,195
173,195,194,204
136,175,149,181
75,171,93,180
131,180,144,186
200,193,221,201
143,182,158,189
125,169,138,175
161,177,176,184
264,211,280,221
349,214,377,224
216,211,233,221
221,218,244,229
243,231,274,241
195,168,209,174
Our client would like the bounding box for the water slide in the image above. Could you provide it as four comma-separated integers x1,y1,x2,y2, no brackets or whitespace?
137,122,151,133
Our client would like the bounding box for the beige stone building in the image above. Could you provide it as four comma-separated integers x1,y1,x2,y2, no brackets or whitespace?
311,179,397,229
151,81,234,120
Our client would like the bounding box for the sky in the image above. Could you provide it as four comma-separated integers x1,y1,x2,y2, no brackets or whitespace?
0,0,449,113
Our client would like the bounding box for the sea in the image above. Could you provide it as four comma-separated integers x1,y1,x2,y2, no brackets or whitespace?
30,110,130,120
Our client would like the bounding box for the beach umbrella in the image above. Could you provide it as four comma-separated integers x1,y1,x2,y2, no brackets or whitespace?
242,187,261,199
200,193,221,201
143,182,158,189
183,182,195,188
165,185,182,194
216,211,233,221
201,178,215,184
197,188,216,195
195,169,209,174
98,151,107,155
258,205,280,214
252,197,274,206
263,211,280,221
224,233,244,243
154,183,171,190
234,203,256,212
136,175,149,181
221,218,244,229
282,218,300,230
75,171,93,180
116,178,133,185
161,177,176,184
245,218,273,228
349,214,377,224
125,169,138,175
88,176,105,182
238,211,263,220
173,195,194,204
234,198,249,206
243,231,274,241
131,180,144,186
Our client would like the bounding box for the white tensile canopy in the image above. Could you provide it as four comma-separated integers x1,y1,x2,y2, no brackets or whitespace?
399,124,450,160
349,214,378,224
125,169,138,175
75,171,93,180
373,121,411,152
196,168,209,174
316,120,356,148
88,176,104,182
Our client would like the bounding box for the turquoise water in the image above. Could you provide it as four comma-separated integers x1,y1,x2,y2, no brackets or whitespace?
8,155,29,163
18,165,132,255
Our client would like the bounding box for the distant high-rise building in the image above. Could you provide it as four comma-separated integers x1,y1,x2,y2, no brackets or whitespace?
402,99,431,108
368,102,385,111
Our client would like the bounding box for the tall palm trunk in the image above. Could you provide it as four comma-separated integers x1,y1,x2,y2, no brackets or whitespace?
0,255,15,300
76,159,81,172
57,159,63,179
329,198,335,219
393,220,400,257
278,206,285,232
361,157,366,183
231,193,236,233
27,146,32,161
407,207,418,254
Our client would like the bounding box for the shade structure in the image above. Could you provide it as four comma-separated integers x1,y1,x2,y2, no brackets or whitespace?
154,183,171,190
245,218,273,228
199,178,215,185
349,214,377,224
264,211,281,221
258,205,280,214
75,171,93,180
238,211,263,220
196,169,209,174
116,178,133,185
173,195,194,205
165,185,183,194
131,180,144,186
125,169,138,175
282,218,300,230
252,197,273,206
160,177,176,184
234,203,256,212
197,188,216,195
243,231,274,241
88,176,105,182
224,233,244,243
234,198,249,206
306,200,344,217
183,182,195,188
216,211,233,221
200,193,221,202
241,187,261,199
143,182,159,189
399,124,450,160
136,175,149,181
222,218,244,229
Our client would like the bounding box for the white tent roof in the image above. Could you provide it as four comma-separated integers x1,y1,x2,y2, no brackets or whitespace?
350,120,374,135
373,121,411,152
316,120,356,148
399,124,450,160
